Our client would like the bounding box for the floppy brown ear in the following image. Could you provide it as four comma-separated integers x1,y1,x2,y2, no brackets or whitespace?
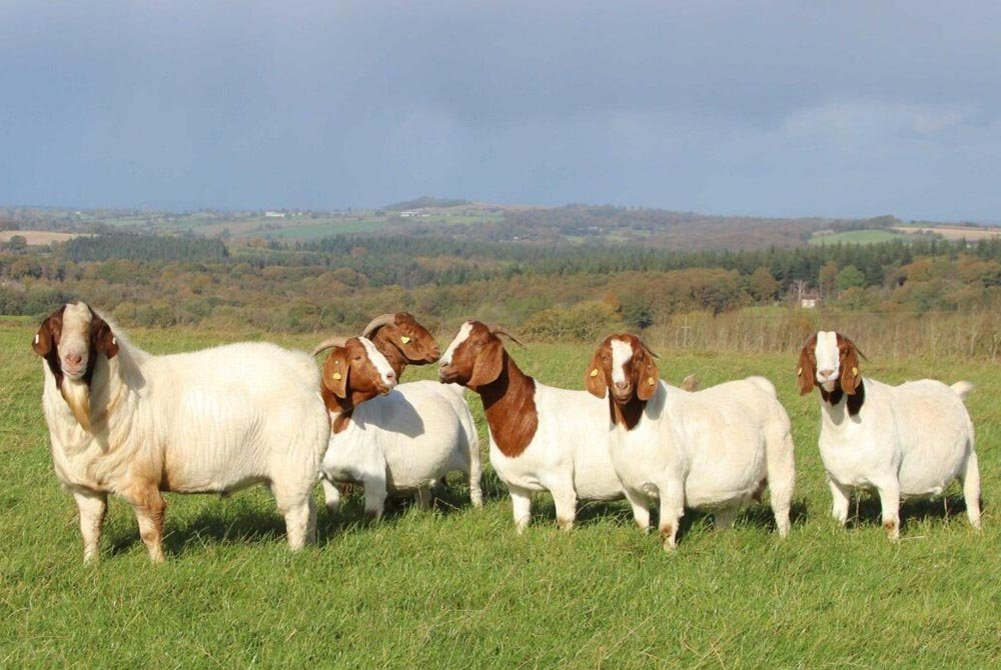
91,314,119,359
469,339,504,387
321,348,351,398
839,337,862,395
584,349,607,398
636,348,660,401
32,319,54,357
797,336,817,396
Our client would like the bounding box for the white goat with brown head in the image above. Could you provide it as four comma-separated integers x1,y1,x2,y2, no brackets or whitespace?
439,321,624,532
33,301,331,563
586,334,796,550
798,331,980,540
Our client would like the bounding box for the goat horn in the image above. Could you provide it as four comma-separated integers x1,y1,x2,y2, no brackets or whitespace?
312,336,350,356
486,324,528,349
361,313,398,339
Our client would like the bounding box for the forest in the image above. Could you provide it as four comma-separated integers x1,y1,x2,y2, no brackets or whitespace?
2,224,1001,359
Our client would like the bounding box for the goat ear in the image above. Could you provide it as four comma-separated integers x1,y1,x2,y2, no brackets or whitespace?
839,337,862,395
469,339,504,387
636,349,659,402
32,319,54,357
322,349,351,399
91,314,119,359
797,336,817,396
584,349,607,398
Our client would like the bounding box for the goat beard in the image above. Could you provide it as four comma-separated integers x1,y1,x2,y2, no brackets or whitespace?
61,378,92,432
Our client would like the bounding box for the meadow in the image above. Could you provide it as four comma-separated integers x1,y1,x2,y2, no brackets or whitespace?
1,318,999,668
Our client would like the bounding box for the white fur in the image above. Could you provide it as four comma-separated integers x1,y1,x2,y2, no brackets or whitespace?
361,337,398,387
606,373,796,550
810,332,980,539
40,307,330,562
319,380,482,518
610,339,632,386
439,322,472,367
491,383,623,533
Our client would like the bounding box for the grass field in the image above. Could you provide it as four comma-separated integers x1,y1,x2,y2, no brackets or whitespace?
893,225,1001,242
809,229,913,245
1,319,999,668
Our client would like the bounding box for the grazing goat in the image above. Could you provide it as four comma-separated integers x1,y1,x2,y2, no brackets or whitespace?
32,302,331,563
586,334,795,550
439,321,623,532
318,314,482,517
798,331,980,539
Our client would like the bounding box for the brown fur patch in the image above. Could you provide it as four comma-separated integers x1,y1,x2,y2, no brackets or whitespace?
369,313,440,377
318,337,392,424
479,351,539,458
441,322,538,458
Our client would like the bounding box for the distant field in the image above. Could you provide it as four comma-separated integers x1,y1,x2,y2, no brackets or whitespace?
0,230,85,245
809,229,912,245
1,319,997,668
257,216,393,239
894,225,1001,241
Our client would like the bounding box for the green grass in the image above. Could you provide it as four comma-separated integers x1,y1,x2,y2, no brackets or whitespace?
809,229,912,245
1,320,999,667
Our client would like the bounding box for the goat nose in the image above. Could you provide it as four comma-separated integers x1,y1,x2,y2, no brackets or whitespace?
386,371,397,382
818,369,834,378
614,381,630,390
66,353,83,366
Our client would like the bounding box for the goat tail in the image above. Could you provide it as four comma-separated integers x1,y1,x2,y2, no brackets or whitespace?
951,381,975,402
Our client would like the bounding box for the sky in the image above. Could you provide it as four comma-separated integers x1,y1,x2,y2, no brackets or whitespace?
2,1,1000,221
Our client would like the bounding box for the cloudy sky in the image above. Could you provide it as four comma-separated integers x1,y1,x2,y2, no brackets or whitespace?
2,1,999,221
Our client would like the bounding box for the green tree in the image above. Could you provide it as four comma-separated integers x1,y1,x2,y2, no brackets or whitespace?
749,266,779,301
835,265,866,291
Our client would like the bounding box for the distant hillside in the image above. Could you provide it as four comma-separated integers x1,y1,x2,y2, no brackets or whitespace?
382,196,472,211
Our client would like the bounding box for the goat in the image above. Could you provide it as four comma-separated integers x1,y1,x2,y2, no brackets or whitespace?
32,301,331,563
586,334,796,550
317,314,482,517
439,321,623,532
798,331,980,540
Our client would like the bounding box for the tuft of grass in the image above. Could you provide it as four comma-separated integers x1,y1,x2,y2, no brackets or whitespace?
1,322,998,668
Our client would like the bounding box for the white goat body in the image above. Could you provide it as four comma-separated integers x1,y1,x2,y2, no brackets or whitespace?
817,378,979,535
320,380,482,517
799,330,980,539
608,378,795,547
40,309,330,562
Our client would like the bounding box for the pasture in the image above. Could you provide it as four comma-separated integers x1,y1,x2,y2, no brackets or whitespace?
1,318,999,668
808,229,912,246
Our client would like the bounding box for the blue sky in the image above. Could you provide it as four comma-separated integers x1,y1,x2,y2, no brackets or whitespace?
2,1,999,221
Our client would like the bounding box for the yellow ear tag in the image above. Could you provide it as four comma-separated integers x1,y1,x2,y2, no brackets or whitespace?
34,334,39,344
401,336,411,344
332,372,342,381
647,377,655,386
589,369,599,377
852,367,858,377
797,367,802,376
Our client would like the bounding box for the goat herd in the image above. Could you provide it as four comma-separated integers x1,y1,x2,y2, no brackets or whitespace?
32,301,982,563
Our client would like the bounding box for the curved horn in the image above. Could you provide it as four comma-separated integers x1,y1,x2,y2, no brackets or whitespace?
312,336,351,357
362,313,398,339
486,324,528,349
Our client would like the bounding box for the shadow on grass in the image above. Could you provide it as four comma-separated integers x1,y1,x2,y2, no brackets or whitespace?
106,498,288,558
844,492,980,530
316,470,504,540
